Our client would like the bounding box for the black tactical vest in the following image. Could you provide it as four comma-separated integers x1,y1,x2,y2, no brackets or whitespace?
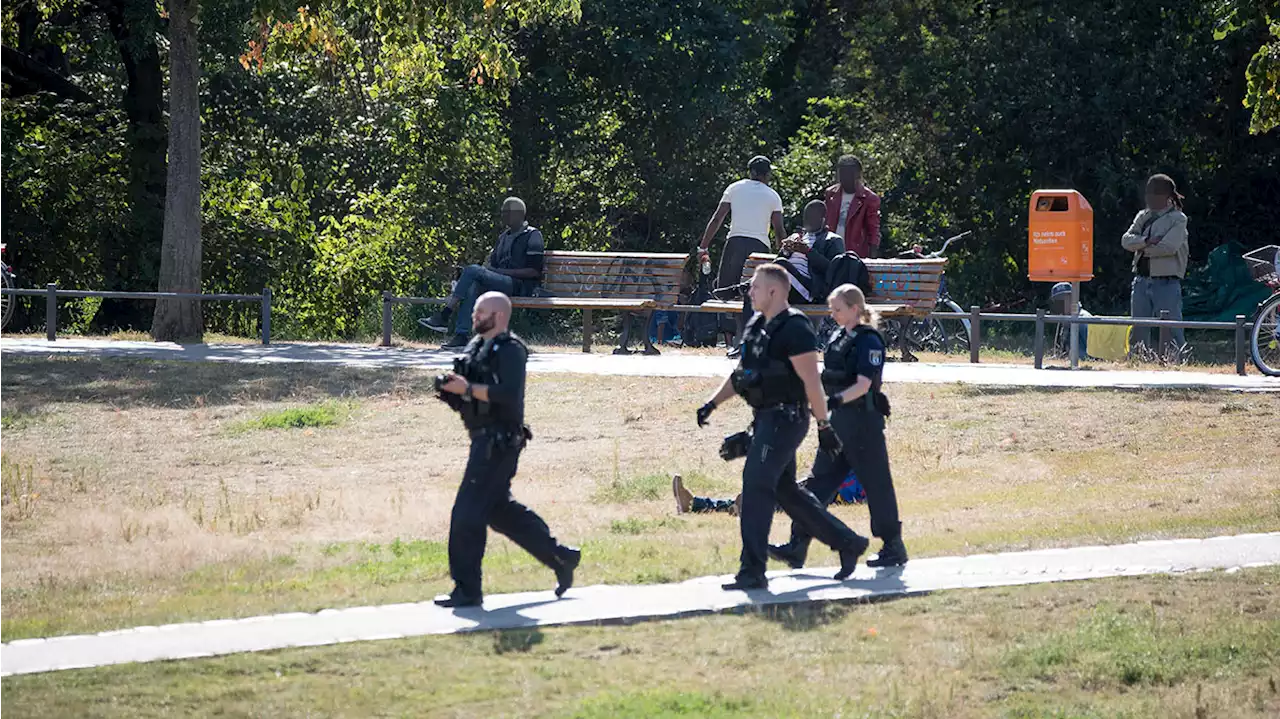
821,325,885,395
455,332,526,429
731,309,810,408
821,325,889,415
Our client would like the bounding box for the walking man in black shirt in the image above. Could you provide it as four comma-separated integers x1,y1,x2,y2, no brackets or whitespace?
696,264,870,590
433,291,580,607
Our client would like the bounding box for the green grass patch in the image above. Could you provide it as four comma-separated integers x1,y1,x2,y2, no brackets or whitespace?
230,401,351,432
608,517,681,535
565,690,755,718
1002,603,1280,688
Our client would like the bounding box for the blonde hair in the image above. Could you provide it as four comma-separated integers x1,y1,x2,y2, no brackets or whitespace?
828,283,877,327
752,263,791,289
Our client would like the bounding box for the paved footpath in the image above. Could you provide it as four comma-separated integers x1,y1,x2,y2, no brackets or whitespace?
4,338,1278,391
2,533,1277,676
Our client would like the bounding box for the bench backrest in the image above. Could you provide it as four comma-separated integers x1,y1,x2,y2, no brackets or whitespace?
740,254,945,310
541,251,688,305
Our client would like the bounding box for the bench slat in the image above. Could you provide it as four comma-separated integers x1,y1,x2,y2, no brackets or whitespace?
693,300,920,316
511,297,656,310
543,268,687,280
542,251,687,260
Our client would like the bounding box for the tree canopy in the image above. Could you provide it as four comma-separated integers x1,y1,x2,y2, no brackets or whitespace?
3,0,1277,338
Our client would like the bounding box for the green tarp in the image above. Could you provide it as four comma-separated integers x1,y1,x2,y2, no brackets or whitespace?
1183,242,1274,322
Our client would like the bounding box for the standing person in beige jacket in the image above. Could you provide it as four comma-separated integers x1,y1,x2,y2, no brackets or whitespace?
1121,174,1189,352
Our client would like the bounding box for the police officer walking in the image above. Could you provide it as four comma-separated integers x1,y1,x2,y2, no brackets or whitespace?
433,291,580,607
770,284,907,569
697,264,870,590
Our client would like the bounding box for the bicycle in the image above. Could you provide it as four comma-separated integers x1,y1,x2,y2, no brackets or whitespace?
879,231,973,356
1,243,14,331
1243,245,1280,376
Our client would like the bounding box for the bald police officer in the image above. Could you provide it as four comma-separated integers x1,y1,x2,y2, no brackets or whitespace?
697,264,870,590
434,291,580,607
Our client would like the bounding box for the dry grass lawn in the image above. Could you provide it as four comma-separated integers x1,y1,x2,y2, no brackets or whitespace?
3,355,1279,718
2,355,1276,642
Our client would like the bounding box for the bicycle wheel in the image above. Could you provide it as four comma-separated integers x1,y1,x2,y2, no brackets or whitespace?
934,299,971,354
1250,292,1280,376
1,268,13,330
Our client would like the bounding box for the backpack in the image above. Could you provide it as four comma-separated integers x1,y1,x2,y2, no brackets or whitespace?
680,270,720,348
824,252,873,298
833,470,866,505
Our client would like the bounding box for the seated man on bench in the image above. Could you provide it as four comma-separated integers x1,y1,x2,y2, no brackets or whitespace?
715,200,844,306
421,197,545,348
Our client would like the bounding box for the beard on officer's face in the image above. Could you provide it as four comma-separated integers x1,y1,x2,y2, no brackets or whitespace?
474,314,497,335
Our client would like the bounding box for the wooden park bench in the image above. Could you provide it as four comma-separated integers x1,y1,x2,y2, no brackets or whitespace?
691,253,946,359
383,251,689,354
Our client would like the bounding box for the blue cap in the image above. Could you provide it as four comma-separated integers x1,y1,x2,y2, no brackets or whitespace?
1050,282,1073,299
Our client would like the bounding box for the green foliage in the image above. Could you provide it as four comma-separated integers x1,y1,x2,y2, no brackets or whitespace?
3,0,1278,337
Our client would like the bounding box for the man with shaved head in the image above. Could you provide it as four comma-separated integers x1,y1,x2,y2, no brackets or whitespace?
434,291,580,607
422,197,545,348
696,265,869,591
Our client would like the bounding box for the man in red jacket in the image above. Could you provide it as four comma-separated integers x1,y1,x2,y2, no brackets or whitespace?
824,156,881,259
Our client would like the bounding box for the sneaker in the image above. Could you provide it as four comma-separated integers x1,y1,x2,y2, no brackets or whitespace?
672,474,693,514
726,345,742,359
419,309,452,333
441,333,469,349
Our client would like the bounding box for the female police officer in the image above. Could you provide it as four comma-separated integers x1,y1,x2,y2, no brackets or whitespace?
696,264,870,590
769,283,907,569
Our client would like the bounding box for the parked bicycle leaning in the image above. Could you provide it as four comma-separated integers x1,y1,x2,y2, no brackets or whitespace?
1,243,15,331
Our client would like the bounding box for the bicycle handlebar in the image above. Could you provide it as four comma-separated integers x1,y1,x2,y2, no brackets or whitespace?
928,230,972,258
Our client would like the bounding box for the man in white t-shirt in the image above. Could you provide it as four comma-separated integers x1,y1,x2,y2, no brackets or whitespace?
697,155,785,355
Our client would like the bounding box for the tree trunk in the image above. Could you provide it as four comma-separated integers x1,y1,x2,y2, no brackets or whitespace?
152,0,203,342
104,0,166,330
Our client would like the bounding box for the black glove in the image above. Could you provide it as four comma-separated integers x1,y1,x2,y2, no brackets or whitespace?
697,401,716,427
818,423,842,457
826,393,844,413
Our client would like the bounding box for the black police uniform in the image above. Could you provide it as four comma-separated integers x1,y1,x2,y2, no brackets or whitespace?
437,332,578,605
775,323,902,567
728,309,868,588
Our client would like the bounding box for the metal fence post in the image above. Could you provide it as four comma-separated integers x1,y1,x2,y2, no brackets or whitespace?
260,287,272,345
381,292,393,347
1158,309,1171,357
45,283,57,342
1234,314,1247,376
1034,309,1046,369
969,305,981,363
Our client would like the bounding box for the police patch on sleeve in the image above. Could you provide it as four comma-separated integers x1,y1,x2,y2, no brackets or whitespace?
869,349,883,366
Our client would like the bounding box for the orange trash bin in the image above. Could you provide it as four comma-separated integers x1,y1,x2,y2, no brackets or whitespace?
1028,190,1094,282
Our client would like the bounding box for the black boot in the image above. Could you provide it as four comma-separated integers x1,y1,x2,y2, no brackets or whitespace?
433,590,482,608
768,543,805,569
835,535,870,580
866,536,909,568
721,575,768,591
419,307,452,333
554,546,581,597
